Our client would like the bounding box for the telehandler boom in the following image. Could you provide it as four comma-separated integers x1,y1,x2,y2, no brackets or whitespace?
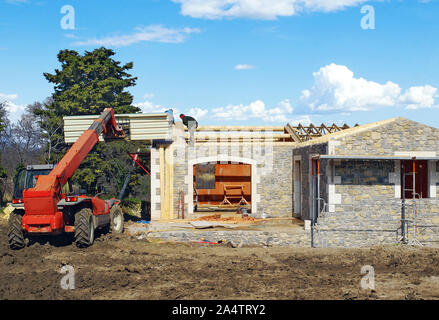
9,108,126,249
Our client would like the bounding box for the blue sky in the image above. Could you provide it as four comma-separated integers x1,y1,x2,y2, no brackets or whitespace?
0,0,439,128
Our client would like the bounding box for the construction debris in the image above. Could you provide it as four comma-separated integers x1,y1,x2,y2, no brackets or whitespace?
0,205,13,220
193,213,256,223
189,221,240,229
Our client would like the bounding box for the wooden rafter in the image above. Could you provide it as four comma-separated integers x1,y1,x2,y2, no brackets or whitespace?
283,122,352,142
182,122,354,144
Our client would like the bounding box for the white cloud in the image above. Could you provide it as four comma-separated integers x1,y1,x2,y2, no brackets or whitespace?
212,99,293,122
188,107,209,119
5,0,30,4
300,63,438,113
142,93,155,99
289,115,312,126
73,25,201,47
0,93,26,123
133,100,208,120
63,33,78,39
0,93,18,101
173,0,369,20
234,64,256,70
399,85,437,110
133,100,171,114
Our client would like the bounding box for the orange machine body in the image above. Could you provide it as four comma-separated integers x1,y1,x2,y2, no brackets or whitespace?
20,108,123,234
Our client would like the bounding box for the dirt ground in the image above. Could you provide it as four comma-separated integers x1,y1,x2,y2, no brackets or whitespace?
1,218,439,300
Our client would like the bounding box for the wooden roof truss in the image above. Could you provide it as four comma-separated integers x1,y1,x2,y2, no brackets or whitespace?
285,123,356,142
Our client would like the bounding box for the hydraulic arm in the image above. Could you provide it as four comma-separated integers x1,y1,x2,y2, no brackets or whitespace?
22,108,124,222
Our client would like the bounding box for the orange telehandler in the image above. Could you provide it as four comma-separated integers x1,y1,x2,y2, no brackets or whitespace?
8,108,125,249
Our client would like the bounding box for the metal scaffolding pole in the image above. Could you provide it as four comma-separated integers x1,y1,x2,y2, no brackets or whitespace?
310,156,322,248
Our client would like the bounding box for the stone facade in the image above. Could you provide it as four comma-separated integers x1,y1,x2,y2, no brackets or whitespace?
257,146,293,217
144,229,310,247
150,117,439,248
333,118,439,155
294,118,439,247
316,160,402,247
151,124,295,219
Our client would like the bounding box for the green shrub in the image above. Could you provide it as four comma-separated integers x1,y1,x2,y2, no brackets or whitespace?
121,197,141,208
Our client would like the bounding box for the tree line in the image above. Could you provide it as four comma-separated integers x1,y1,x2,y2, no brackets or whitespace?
0,47,150,207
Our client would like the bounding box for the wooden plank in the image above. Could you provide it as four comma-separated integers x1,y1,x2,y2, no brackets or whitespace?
184,126,285,131
192,142,298,146
185,133,291,139
284,124,302,142
166,146,174,220
159,146,165,220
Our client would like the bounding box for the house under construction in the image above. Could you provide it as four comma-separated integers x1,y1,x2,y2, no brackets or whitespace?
64,114,439,247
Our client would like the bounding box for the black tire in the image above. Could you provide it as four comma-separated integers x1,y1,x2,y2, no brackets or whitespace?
110,206,124,234
74,208,95,248
8,210,25,250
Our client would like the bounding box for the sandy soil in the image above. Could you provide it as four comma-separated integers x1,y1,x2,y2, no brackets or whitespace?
1,218,439,300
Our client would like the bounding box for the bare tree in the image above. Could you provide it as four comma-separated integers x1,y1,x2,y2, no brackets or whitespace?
0,102,9,206
31,98,64,163
0,102,46,203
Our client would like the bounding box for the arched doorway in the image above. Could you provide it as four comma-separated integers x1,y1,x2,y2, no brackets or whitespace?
188,156,258,216
194,162,251,210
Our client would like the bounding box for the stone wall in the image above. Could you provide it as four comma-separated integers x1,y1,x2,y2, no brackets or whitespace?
334,118,439,155
410,199,439,246
295,117,439,247
315,160,439,247
169,140,294,219
257,146,293,217
144,229,311,247
315,199,439,248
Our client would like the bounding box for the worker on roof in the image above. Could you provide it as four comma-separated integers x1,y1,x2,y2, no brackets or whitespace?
165,109,174,124
180,114,198,129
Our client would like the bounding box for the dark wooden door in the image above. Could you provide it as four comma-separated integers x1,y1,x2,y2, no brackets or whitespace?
401,160,428,199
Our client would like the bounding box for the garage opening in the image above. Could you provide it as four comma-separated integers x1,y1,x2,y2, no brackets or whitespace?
193,162,251,211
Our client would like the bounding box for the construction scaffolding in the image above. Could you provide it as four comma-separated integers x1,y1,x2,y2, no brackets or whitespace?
310,155,439,248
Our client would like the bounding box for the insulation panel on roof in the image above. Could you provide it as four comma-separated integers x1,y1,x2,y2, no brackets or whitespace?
63,113,172,143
